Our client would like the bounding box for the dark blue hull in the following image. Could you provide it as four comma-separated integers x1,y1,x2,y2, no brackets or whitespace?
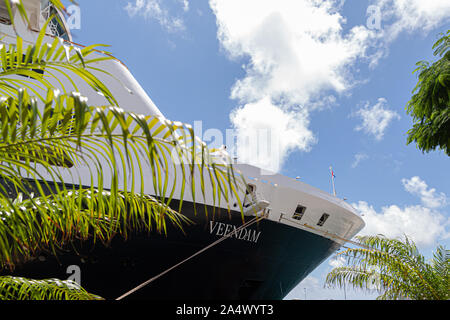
3,199,341,300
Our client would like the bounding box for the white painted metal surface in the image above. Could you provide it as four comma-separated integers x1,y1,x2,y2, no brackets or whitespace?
1,0,365,246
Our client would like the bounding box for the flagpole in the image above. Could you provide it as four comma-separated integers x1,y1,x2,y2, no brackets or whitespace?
330,166,336,196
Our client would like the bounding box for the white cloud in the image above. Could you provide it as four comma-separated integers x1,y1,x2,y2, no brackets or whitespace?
124,0,186,33
229,97,316,172
353,98,400,141
179,0,189,12
402,176,448,209
283,275,321,299
374,0,450,42
209,0,449,172
283,271,378,300
352,153,369,168
353,177,449,247
354,202,449,247
364,1,450,66
329,256,346,268
210,0,376,171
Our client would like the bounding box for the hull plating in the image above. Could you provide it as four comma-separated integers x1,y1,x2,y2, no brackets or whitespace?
3,199,341,300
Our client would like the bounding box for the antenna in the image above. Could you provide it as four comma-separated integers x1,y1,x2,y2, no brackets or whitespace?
329,166,336,196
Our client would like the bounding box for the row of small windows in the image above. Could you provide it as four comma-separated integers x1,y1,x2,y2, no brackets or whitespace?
291,204,330,227
241,183,331,227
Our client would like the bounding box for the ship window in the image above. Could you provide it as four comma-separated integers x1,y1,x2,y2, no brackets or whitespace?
0,2,12,25
317,213,330,226
41,1,70,41
246,184,255,193
292,205,306,220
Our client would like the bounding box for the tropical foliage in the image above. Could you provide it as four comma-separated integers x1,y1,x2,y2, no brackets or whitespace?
0,276,103,300
0,0,243,299
406,30,450,156
325,235,449,300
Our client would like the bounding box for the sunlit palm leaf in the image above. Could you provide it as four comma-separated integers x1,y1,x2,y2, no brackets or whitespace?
0,19,116,105
0,89,244,268
325,235,449,300
0,276,102,300
0,0,247,300
0,189,192,269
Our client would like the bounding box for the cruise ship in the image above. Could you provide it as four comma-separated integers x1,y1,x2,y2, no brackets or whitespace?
0,0,365,300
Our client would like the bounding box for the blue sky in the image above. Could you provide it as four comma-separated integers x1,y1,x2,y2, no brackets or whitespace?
68,0,449,300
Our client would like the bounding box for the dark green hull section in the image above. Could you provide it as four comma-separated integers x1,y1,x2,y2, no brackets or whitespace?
3,199,340,300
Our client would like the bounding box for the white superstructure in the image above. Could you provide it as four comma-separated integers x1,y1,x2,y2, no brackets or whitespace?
0,0,365,250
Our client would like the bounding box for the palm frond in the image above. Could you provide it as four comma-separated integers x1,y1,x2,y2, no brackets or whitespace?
325,235,448,300
0,21,116,106
0,0,247,300
0,276,102,300
0,88,245,269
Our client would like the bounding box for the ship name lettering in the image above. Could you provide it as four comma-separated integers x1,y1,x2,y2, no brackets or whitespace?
209,222,261,243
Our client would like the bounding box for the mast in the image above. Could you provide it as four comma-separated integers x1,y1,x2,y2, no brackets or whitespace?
329,166,336,196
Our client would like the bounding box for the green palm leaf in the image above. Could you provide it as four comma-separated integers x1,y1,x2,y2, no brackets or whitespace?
325,235,449,300
0,0,247,299
0,87,245,267
0,276,102,300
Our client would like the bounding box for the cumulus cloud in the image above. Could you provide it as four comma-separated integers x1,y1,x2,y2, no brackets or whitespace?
229,97,316,172
352,98,400,141
209,0,377,171
207,0,450,172
402,176,448,209
284,275,321,299
373,0,450,42
329,256,346,268
353,177,449,247
283,272,378,300
364,1,450,66
124,0,186,33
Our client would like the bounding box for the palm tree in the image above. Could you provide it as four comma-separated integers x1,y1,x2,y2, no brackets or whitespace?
325,235,449,300
0,0,244,300
406,30,450,156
